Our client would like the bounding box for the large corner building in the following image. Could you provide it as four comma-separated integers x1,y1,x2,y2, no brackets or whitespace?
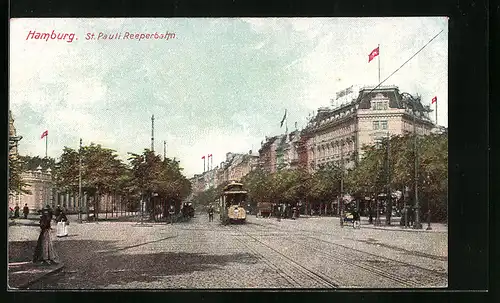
301,85,435,172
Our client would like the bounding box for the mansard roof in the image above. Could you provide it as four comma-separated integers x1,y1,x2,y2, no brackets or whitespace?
356,85,404,109
304,85,432,133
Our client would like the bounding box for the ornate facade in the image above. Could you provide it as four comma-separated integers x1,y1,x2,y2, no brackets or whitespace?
303,85,435,171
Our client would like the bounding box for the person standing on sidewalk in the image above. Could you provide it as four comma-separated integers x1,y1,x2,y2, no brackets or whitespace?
22,204,29,219
33,207,59,265
54,205,62,223
208,204,214,222
14,205,20,218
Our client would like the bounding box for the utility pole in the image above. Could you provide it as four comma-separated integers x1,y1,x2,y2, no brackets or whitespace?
413,100,422,229
374,138,382,226
385,132,392,226
426,174,432,230
78,138,83,223
151,115,155,152
163,140,166,161
340,140,344,228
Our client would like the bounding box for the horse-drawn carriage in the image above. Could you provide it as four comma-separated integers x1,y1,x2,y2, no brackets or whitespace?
342,210,361,228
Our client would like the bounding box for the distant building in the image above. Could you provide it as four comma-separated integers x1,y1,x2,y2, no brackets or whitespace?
13,167,54,211
9,111,22,156
258,136,278,173
191,150,260,192
303,85,435,171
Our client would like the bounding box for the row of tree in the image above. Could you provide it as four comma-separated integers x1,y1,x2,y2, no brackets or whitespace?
8,143,192,219
192,132,448,222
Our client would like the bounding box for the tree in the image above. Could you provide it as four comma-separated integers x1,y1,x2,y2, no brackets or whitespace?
128,149,192,220
345,132,448,222
241,168,271,205
9,154,31,197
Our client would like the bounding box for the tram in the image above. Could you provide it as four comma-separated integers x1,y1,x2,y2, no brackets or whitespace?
219,181,248,224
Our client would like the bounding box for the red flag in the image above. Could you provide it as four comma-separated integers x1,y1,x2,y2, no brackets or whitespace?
40,130,48,139
368,46,379,63
201,155,205,159
208,154,212,158
432,96,437,104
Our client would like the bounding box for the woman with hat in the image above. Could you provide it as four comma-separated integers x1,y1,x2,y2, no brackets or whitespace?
33,206,59,265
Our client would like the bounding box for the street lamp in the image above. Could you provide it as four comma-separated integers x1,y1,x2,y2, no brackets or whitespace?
425,174,432,230
78,138,83,223
404,186,410,228
401,93,426,229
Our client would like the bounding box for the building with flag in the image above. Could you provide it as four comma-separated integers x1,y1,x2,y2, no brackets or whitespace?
302,85,435,171
258,131,302,173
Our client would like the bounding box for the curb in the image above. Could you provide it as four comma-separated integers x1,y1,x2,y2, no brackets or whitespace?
361,225,447,233
10,264,65,290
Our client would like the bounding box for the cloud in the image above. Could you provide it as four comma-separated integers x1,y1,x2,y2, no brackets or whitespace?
10,17,448,177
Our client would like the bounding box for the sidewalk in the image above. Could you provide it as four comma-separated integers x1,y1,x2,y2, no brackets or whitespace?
8,262,64,290
358,216,447,233
8,219,65,290
293,214,447,233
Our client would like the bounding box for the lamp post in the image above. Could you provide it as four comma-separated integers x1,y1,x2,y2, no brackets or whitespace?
373,140,383,226
339,140,344,228
78,138,83,223
401,92,424,229
404,186,409,228
412,100,422,229
426,174,432,230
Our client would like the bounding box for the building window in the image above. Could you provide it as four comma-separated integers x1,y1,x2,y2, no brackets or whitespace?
373,121,380,130
381,120,388,130
372,101,388,110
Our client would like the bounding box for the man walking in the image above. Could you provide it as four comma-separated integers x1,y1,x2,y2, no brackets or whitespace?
208,204,214,222
169,205,175,224
23,204,29,219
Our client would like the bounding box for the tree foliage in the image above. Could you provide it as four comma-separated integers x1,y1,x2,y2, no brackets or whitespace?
196,132,448,222
9,154,31,197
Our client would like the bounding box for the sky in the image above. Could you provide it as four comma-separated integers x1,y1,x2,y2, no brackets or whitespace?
10,17,448,178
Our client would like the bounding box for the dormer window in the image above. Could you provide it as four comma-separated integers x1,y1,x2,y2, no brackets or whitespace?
372,100,389,110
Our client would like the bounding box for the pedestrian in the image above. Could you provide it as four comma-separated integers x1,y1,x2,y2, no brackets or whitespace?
208,205,214,222
409,207,415,226
23,203,29,219
56,207,69,237
45,205,54,222
14,205,20,218
33,206,59,265
54,205,62,222
169,205,175,224
368,206,373,224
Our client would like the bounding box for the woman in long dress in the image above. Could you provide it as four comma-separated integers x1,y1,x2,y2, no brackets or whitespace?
33,208,59,264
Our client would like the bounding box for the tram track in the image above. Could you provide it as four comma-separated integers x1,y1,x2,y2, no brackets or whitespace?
243,220,447,288
224,224,339,288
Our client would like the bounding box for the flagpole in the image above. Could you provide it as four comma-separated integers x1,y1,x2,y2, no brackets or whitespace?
45,134,48,158
378,44,381,84
435,100,438,126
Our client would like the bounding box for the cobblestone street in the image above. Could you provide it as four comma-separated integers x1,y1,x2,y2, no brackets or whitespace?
8,214,447,289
